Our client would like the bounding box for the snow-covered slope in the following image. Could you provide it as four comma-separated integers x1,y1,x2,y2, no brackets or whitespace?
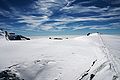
0,34,120,80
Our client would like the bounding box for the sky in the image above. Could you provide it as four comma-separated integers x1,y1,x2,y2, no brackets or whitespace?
0,0,120,36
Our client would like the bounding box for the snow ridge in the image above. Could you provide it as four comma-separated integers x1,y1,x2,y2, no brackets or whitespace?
75,33,120,80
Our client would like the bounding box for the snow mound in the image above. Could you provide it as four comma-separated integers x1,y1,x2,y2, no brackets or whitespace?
0,59,55,80
80,60,117,80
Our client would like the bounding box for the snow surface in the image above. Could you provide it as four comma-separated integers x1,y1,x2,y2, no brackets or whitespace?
0,33,120,80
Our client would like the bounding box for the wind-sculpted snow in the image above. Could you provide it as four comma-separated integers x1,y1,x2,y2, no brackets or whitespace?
83,33,120,80
0,34,120,80
0,59,55,80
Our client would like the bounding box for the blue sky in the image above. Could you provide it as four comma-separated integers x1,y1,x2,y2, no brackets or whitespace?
0,0,120,35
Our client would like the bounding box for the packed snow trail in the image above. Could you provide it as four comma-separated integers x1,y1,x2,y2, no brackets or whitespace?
98,34,120,77
86,33,119,80
75,33,120,80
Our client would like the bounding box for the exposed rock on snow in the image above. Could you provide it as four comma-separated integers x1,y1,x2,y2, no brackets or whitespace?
0,69,23,80
0,59,55,80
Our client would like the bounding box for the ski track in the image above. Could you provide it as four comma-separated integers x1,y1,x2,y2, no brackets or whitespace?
99,34,120,78
75,33,120,80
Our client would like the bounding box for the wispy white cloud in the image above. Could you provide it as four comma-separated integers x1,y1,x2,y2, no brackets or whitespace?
0,23,13,29
60,5,120,21
109,22,120,28
16,15,57,31
0,9,10,17
17,15,49,28
40,25,54,31
61,5,108,14
16,0,120,32
33,0,67,16
73,25,115,30
100,7,120,17
54,16,120,22
110,0,120,5
89,26,115,30
73,26,91,30
16,13,119,32
56,26,69,30
0,0,119,33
